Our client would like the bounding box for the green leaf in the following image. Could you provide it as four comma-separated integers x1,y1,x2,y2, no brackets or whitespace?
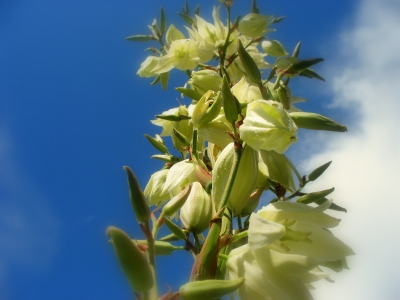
159,7,166,33
287,58,324,72
300,68,325,81
308,161,332,181
270,16,285,24
290,112,347,132
297,187,335,204
125,35,156,42
194,4,200,15
155,114,190,121
163,217,187,240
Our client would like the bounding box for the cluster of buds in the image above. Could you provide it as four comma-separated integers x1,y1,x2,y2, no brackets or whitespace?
107,1,353,299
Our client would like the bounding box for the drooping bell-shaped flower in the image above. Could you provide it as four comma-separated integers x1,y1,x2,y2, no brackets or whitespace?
144,169,170,206
238,13,273,38
180,182,214,233
137,56,160,78
239,100,298,153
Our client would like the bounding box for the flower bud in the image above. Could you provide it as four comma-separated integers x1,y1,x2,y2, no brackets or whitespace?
137,56,160,78
179,278,245,300
240,187,265,217
188,70,222,95
239,100,298,153
106,226,153,292
124,166,150,223
261,40,288,57
180,182,213,233
172,106,193,152
144,169,170,206
239,13,272,38
161,184,192,216
212,143,258,216
277,84,291,109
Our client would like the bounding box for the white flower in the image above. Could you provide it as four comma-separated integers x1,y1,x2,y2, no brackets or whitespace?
231,76,262,103
238,13,273,38
239,100,298,153
144,169,170,206
136,56,160,78
152,39,204,73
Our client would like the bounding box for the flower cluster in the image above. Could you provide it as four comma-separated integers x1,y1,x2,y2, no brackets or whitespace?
107,1,353,300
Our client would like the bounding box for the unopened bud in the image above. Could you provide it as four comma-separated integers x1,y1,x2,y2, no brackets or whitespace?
179,278,245,300
277,84,291,109
239,13,272,38
212,143,258,216
261,40,288,57
289,112,347,132
180,182,214,233
189,70,223,95
106,226,153,292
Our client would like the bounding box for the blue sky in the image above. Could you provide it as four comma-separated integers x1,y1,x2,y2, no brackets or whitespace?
1,0,399,299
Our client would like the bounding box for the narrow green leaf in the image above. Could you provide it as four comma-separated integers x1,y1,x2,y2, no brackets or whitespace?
125,35,156,42
287,58,324,72
155,114,190,121
308,161,332,181
150,74,161,86
297,187,335,204
270,16,285,23
151,154,180,163
136,240,175,256
194,4,200,15
290,112,347,132
159,7,166,33
180,278,245,300
300,68,325,81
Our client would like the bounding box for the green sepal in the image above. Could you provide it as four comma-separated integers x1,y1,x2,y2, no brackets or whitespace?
163,217,188,240
296,187,335,204
221,75,239,124
144,134,169,154
155,114,191,121
179,278,245,300
299,68,325,81
159,7,166,33
136,240,175,256
160,72,169,90
125,35,156,42
123,166,150,223
287,58,324,73
237,40,262,84
172,128,191,147
106,226,154,292
308,161,332,181
277,84,291,109
176,87,202,101
290,112,347,132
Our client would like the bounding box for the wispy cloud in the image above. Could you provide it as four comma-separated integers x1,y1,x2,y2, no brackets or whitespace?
0,124,60,298
301,0,400,299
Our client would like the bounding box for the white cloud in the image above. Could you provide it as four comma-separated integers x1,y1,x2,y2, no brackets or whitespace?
301,0,400,299
0,125,60,298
